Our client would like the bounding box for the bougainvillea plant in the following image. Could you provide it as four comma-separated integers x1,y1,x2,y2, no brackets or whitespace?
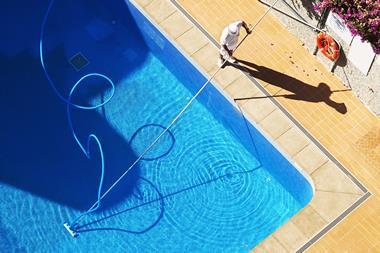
315,0,380,54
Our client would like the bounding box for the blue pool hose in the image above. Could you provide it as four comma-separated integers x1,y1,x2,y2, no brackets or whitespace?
40,0,280,236
40,0,113,232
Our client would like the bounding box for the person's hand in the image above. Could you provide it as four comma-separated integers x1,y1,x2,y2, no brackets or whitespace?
246,24,253,34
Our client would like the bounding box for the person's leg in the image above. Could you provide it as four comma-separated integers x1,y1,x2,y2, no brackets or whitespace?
218,47,228,67
227,46,237,63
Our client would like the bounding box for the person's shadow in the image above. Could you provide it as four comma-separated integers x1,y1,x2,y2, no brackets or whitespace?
231,58,348,114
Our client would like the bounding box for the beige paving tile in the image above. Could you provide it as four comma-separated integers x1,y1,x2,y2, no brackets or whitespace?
251,244,270,253
160,11,192,39
309,190,360,222
255,235,288,253
133,0,153,8
276,127,310,157
242,97,277,123
311,161,364,195
293,143,329,175
191,43,219,73
211,65,243,89
259,109,293,140
224,75,261,103
145,0,176,23
176,27,209,55
274,221,308,252
291,205,328,238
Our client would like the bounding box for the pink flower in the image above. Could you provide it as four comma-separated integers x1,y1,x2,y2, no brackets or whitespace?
316,0,380,53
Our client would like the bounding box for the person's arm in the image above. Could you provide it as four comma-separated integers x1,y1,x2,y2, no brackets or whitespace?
242,21,252,34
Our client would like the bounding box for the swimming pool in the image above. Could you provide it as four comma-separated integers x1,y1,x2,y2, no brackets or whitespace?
0,0,313,252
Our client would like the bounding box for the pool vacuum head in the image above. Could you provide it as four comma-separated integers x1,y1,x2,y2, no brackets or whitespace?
63,223,78,237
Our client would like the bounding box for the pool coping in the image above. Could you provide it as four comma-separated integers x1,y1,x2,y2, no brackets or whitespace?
167,4,372,251
128,0,371,252
169,0,369,195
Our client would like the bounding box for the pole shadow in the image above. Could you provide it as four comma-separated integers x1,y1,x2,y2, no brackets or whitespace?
129,124,176,161
75,165,262,235
77,177,164,235
231,58,348,114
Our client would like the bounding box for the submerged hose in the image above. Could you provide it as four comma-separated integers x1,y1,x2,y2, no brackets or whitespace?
40,0,279,234
69,0,281,227
40,0,114,230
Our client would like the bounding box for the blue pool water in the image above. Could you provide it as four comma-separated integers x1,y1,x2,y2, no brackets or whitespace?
0,0,313,252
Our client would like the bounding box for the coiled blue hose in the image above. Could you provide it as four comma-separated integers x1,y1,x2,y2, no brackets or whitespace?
39,0,115,230
40,0,278,236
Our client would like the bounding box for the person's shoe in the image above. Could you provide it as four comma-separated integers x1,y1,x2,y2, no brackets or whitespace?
227,56,237,63
217,58,225,67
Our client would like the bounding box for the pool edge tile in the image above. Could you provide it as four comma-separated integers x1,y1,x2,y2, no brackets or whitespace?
132,1,373,252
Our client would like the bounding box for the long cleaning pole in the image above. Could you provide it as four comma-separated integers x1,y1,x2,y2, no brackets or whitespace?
70,0,281,229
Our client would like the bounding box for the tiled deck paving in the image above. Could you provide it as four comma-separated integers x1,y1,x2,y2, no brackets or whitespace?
131,0,380,252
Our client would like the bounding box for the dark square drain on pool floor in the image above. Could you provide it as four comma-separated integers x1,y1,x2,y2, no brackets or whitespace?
69,53,89,71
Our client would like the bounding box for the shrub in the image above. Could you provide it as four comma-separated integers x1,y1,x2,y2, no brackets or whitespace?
315,0,380,54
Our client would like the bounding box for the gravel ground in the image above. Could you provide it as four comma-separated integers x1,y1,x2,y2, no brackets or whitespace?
265,0,380,116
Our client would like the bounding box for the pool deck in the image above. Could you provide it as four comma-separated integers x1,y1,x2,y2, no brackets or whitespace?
132,0,380,252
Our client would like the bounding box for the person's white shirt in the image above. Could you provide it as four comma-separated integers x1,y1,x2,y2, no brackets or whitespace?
220,20,243,50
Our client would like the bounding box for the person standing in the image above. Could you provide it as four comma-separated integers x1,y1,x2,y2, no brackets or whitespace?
218,20,252,67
